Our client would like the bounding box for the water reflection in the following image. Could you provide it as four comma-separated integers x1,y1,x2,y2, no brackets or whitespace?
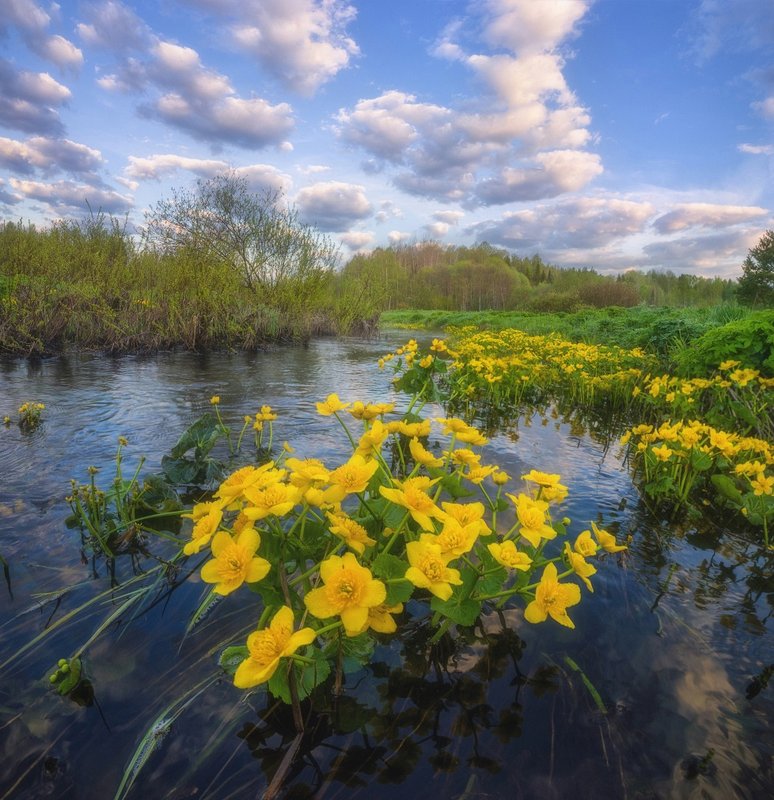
0,334,772,799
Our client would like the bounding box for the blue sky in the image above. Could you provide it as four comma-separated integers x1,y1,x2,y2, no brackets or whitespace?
0,0,772,278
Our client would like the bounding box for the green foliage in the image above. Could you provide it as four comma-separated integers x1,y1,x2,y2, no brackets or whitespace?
674,311,774,377
737,230,774,308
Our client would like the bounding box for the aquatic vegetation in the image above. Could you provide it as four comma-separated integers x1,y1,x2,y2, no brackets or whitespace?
622,419,773,544
17,401,45,431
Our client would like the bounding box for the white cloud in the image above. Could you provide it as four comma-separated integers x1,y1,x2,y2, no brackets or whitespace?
9,176,132,213
752,96,774,119
76,1,149,51
0,58,70,134
470,196,655,252
424,221,450,238
738,143,774,155
296,180,372,231
227,0,359,95
0,135,103,177
0,0,83,67
339,230,374,251
653,203,768,233
642,229,762,276
433,210,464,225
481,0,591,54
473,150,603,205
388,230,410,244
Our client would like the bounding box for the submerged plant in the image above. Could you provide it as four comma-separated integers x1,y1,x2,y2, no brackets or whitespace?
17,401,45,431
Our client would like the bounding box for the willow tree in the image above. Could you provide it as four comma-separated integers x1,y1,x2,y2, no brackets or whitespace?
142,173,338,306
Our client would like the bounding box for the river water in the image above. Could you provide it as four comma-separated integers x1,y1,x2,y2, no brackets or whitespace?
0,333,771,799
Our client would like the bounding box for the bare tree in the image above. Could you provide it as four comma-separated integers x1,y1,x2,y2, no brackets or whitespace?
142,173,339,298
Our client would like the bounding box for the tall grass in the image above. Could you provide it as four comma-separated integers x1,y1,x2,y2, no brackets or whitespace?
0,219,377,356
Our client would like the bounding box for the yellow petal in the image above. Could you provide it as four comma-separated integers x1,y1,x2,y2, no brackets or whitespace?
235,526,260,553
361,578,387,608
210,530,232,557
246,557,270,584
271,605,294,633
304,587,339,620
200,559,222,584
234,656,279,688
340,606,369,636
283,627,316,656
319,555,344,584
524,600,547,624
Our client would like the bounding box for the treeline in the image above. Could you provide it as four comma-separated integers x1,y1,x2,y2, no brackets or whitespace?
0,175,381,356
341,241,738,312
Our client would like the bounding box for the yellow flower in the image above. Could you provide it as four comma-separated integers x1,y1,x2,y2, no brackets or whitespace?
210,395,220,405
409,437,444,468
451,448,481,467
573,530,599,558
521,470,561,487
719,359,740,370
326,511,377,555
564,543,596,592
487,540,532,571
507,493,556,548
439,501,490,536
524,562,581,629
200,529,271,595
750,472,773,496
651,444,673,462
242,483,301,521
287,457,330,491
419,355,433,368
492,470,510,485
428,519,479,559
380,476,443,530
327,454,379,500
182,502,223,555
387,419,432,438
405,539,462,601
359,603,404,634
234,606,316,689
349,401,383,421
355,419,389,458
304,553,387,636
316,393,350,416
256,404,278,421
215,464,271,508
590,521,627,553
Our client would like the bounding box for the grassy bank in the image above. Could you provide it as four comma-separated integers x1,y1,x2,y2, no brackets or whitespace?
0,217,379,356
380,306,773,374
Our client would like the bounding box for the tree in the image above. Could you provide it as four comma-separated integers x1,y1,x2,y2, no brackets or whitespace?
737,230,774,308
142,172,338,299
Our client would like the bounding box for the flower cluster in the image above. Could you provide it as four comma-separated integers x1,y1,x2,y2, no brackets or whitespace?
185,354,627,699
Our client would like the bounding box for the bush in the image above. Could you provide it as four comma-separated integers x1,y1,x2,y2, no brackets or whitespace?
674,311,774,376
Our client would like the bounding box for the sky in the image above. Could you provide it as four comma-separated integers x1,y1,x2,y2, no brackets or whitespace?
0,0,772,279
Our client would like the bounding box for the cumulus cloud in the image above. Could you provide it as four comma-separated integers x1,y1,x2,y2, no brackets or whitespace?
0,0,83,68
296,180,372,231
480,0,590,54
225,0,359,95
339,230,374,251
470,196,655,252
473,150,603,205
0,135,103,177
0,58,70,135
433,210,464,226
652,203,768,233
335,1,598,206
125,154,292,194
642,229,762,276
80,3,295,149
388,230,411,244
9,177,133,214
752,96,774,119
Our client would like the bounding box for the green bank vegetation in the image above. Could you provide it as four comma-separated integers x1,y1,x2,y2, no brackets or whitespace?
0,174,381,356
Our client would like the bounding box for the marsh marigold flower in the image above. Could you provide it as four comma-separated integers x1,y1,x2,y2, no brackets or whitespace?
405,539,462,601
524,562,581,629
182,502,223,555
507,493,557,548
234,606,316,689
590,521,627,553
360,603,404,635
304,553,387,636
380,475,443,530
200,529,270,595
326,511,377,555
487,540,532,572
316,393,350,416
242,483,301,521
409,437,444,468
564,542,596,592
327,454,379,500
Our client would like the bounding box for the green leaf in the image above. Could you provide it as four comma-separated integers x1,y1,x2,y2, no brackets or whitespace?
372,553,408,580
169,413,222,459
384,579,414,605
430,595,482,627
268,651,332,703
218,646,249,676
439,472,475,500
711,474,743,504
689,449,714,472
56,657,82,695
